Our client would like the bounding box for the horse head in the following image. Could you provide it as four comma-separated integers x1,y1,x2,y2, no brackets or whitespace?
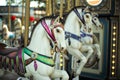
14,18,22,27
77,7,102,34
50,17,66,53
92,12,103,29
2,24,9,40
74,7,94,34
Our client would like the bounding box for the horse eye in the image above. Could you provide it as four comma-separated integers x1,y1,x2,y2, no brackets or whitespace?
94,17,97,20
86,15,89,18
56,29,60,33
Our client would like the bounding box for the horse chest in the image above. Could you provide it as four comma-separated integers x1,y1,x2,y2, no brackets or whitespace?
82,36,93,44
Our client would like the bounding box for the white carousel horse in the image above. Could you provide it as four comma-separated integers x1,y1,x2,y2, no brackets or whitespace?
12,18,25,47
13,17,36,47
1,23,15,47
2,24,15,40
79,12,103,68
0,17,69,80
64,7,100,76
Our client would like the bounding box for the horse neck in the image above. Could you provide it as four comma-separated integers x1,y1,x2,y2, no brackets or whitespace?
80,23,93,35
64,11,81,35
3,24,9,33
27,19,52,57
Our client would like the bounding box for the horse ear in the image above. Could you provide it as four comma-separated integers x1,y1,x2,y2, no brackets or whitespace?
84,6,91,13
92,12,98,17
53,16,60,25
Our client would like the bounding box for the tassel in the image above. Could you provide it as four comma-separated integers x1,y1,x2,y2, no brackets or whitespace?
34,60,38,71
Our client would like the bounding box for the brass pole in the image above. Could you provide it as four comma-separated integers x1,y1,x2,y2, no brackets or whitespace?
24,0,30,46
49,0,52,15
67,0,71,11
52,0,55,15
46,0,49,16
22,0,24,25
8,0,11,30
60,0,63,18
75,0,80,6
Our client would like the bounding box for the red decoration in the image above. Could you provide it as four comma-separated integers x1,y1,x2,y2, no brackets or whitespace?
11,15,16,21
30,16,35,22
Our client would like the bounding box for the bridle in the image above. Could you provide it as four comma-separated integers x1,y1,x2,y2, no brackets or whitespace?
41,19,64,53
41,19,64,42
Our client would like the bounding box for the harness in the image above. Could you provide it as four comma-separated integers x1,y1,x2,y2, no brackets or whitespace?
80,31,92,37
65,31,81,45
0,47,55,76
24,48,54,67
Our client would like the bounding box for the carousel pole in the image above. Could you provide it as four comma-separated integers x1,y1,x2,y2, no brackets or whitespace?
67,0,71,11
46,0,49,16
22,0,24,25
59,0,63,19
59,0,64,71
75,0,80,6
49,0,52,15
24,0,30,46
8,0,11,30
46,0,52,16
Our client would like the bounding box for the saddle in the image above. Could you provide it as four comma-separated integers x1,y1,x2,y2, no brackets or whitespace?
0,42,20,58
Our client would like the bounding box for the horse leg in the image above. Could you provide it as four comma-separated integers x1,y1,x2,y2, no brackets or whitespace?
80,45,94,60
94,44,101,59
50,69,69,80
67,47,87,76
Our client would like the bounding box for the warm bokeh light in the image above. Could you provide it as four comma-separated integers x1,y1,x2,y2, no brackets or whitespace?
112,66,115,69
112,49,115,52
112,72,115,75
113,44,116,46
86,0,102,6
113,32,116,35
113,38,116,41
112,60,115,64
112,55,115,58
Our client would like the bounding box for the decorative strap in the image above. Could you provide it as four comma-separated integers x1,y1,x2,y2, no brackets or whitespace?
80,31,92,38
74,8,86,26
65,31,81,41
24,48,54,67
41,19,56,42
18,49,25,75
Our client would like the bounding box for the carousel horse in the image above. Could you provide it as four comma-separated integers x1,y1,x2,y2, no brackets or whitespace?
0,21,8,48
79,12,103,67
0,17,69,80
63,6,102,76
12,18,25,47
1,23,15,47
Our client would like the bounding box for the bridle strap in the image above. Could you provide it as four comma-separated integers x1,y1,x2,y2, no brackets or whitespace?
92,19,97,27
41,19,56,42
74,8,86,26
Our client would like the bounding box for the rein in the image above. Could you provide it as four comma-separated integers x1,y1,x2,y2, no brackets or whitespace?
41,19,56,42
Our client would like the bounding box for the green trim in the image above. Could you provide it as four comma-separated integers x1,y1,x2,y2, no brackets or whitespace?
24,48,54,67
